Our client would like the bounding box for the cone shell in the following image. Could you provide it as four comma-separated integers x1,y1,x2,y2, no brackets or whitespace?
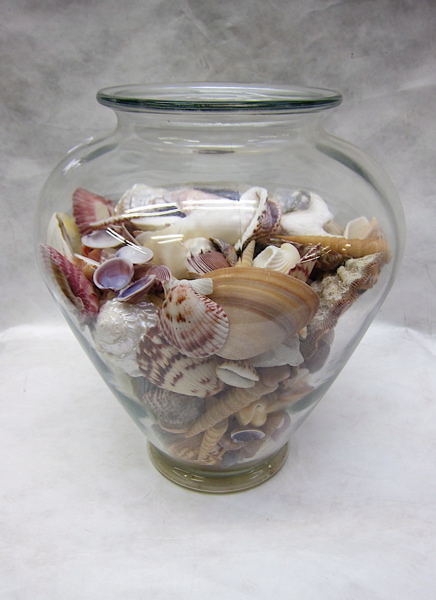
137,326,224,397
158,279,229,358
201,267,319,361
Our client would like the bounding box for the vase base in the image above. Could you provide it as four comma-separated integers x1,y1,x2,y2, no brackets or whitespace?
148,443,289,493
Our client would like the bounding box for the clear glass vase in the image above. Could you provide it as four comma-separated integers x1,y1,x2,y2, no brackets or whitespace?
35,84,405,493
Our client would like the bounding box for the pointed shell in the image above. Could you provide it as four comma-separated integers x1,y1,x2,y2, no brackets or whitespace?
158,280,229,358
137,326,224,397
201,267,319,361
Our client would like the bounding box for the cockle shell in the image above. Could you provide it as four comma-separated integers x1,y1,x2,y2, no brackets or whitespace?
279,191,334,236
252,243,300,273
137,326,224,397
158,279,229,358
141,388,204,426
216,360,259,388
72,188,114,235
201,267,319,361
39,243,99,319
187,250,231,275
300,252,386,361
94,299,158,376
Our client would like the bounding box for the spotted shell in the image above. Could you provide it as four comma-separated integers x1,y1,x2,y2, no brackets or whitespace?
201,267,319,361
137,326,224,397
158,279,229,358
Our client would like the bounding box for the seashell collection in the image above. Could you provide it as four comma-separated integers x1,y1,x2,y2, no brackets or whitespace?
40,184,390,468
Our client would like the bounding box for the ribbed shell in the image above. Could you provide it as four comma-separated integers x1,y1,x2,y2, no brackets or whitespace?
137,326,224,397
158,280,229,358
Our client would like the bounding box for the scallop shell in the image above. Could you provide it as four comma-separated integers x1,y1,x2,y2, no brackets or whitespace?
201,267,319,361
94,299,158,376
252,243,300,273
187,250,231,275
158,279,229,358
216,360,259,388
72,188,114,235
137,326,224,397
39,243,99,319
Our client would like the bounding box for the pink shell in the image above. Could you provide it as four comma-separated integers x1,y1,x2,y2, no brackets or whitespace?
72,188,114,235
39,244,99,317
158,280,229,358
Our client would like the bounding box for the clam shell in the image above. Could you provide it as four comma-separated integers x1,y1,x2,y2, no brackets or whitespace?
201,267,319,361
117,275,156,303
81,229,122,249
137,326,224,397
158,280,229,358
93,257,134,291
115,244,153,264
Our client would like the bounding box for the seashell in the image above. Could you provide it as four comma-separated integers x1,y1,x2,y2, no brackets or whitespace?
74,254,100,281
93,257,134,291
184,237,215,256
72,188,114,235
197,418,229,462
185,380,277,437
235,188,280,250
235,239,256,268
115,244,153,264
343,216,379,240
275,234,391,261
158,279,229,358
188,277,213,296
94,299,158,376
257,365,292,388
235,398,269,427
141,388,205,426
47,212,82,259
230,428,266,443
274,189,311,213
201,267,319,361
187,250,231,275
210,238,238,266
288,245,320,281
252,243,300,273
117,275,156,303
39,243,99,318
137,326,224,397
167,433,204,463
279,191,334,236
81,229,122,249
300,253,386,361
216,360,259,388
134,232,189,279
250,335,303,368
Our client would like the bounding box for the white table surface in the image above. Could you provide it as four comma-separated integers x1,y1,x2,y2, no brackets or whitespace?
1,319,435,599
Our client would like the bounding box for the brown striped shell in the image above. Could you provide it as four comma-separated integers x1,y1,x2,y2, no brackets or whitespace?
137,326,224,397
201,267,319,361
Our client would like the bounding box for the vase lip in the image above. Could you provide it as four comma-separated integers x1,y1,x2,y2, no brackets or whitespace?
96,83,342,113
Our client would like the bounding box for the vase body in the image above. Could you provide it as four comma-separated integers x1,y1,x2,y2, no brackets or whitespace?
35,84,405,492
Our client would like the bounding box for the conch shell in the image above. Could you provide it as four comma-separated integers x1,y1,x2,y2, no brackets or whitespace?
201,267,319,361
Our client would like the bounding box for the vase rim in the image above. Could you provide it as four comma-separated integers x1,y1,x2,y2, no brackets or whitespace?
96,83,342,113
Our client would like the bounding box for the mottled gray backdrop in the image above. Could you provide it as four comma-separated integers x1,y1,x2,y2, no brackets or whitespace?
2,0,435,333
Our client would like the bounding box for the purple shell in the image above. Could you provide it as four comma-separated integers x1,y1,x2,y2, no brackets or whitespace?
93,257,134,291
117,274,156,302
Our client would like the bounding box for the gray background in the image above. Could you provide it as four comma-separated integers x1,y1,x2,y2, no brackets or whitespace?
1,1,435,598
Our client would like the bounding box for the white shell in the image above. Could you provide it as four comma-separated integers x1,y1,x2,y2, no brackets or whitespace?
184,237,215,255
344,216,379,240
81,230,121,249
280,191,334,236
252,243,300,273
250,335,303,367
134,232,189,279
115,244,153,264
216,360,259,388
94,299,158,377
47,212,81,259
